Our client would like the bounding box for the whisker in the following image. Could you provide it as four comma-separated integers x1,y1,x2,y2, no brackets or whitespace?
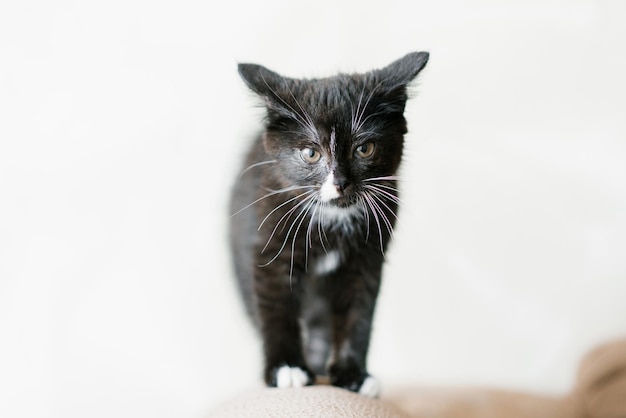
289,197,317,279
366,183,399,193
239,160,277,177
357,195,371,243
259,196,312,266
262,184,316,194
257,189,315,231
304,198,322,271
364,175,402,182
350,85,367,135
362,192,385,255
261,192,316,254
368,192,397,241
317,202,329,254
363,184,402,204
285,84,319,142
367,192,394,235
369,192,398,221
354,130,383,141
258,73,317,140
319,204,333,250
231,185,314,217
352,80,386,135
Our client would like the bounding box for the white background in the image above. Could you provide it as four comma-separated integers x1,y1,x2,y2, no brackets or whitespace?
1,1,625,417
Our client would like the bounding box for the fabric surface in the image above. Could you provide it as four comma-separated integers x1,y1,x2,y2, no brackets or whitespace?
209,338,626,418
577,339,626,418
384,387,572,418
208,386,410,418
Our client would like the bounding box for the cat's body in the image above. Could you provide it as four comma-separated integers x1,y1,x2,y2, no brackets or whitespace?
229,52,429,396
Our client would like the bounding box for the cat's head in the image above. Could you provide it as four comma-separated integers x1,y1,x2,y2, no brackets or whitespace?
238,52,428,210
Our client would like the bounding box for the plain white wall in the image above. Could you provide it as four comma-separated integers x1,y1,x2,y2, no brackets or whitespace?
1,1,625,417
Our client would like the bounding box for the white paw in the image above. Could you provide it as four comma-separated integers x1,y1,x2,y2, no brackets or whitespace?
358,376,380,398
275,366,310,388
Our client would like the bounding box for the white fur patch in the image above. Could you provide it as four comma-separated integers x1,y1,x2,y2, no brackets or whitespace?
320,203,361,223
359,376,380,398
319,172,340,203
314,250,341,275
275,366,310,388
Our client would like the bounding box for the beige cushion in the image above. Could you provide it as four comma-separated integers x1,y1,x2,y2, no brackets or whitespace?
209,338,626,418
209,385,409,418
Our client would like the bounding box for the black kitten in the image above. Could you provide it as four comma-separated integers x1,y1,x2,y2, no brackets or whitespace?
229,52,429,396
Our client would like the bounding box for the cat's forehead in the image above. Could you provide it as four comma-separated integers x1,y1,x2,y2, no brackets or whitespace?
292,76,377,127
300,75,372,106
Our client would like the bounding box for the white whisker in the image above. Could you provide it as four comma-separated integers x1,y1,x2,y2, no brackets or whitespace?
367,192,393,233
232,185,315,217
239,160,277,177
259,73,318,140
285,84,319,142
366,183,399,193
262,184,316,194
352,80,385,135
363,184,401,204
258,189,315,231
368,192,397,240
317,203,329,254
369,192,398,221
357,195,371,243
304,198,322,272
350,85,367,135
364,175,402,182
289,197,317,279
261,192,316,254
361,192,385,255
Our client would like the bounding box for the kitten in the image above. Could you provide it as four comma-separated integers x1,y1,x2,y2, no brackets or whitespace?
229,52,429,397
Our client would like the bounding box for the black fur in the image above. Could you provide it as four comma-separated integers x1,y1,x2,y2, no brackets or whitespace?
229,52,429,393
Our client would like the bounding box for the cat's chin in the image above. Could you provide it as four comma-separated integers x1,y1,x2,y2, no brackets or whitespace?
326,196,355,208
319,202,361,225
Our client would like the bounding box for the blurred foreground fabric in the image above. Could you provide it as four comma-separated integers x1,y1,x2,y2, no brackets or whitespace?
209,338,626,418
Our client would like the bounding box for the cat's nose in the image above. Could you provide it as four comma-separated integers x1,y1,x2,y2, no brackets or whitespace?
320,172,350,202
333,174,350,193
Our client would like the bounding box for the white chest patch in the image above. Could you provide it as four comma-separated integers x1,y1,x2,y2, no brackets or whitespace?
314,250,341,276
319,172,340,203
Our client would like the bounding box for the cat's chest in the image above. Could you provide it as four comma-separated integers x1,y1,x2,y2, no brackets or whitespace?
312,250,342,276
306,227,359,277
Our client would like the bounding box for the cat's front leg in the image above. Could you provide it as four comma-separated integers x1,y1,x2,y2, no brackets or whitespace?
326,261,382,397
254,270,315,388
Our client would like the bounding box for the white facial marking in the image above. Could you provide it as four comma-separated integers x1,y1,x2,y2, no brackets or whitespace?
359,376,380,398
319,172,340,202
314,250,341,275
275,366,310,388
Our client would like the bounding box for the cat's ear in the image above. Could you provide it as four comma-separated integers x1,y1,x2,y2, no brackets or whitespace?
371,52,429,114
238,63,298,121
377,51,429,90
238,63,288,100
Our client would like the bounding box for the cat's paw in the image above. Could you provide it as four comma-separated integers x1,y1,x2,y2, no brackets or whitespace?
329,368,380,397
357,376,380,397
268,365,315,388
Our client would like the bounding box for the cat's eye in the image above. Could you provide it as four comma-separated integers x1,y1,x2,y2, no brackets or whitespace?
355,142,375,158
300,147,321,163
